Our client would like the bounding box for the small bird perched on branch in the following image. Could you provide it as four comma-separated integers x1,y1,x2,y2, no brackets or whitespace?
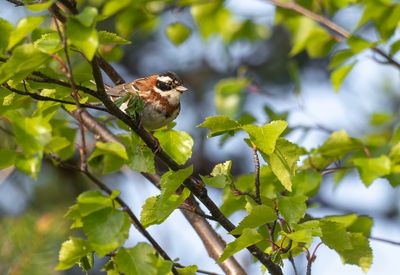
104,72,188,130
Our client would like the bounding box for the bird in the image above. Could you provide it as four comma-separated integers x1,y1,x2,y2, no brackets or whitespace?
104,71,188,130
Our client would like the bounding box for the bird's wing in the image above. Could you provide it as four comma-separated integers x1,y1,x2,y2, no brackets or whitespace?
105,75,157,97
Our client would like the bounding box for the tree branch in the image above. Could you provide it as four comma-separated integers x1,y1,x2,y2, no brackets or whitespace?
252,145,262,205
1,83,107,112
267,0,400,70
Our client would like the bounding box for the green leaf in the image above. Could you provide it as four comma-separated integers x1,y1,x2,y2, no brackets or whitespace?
292,171,321,197
347,216,373,237
305,27,335,58
95,142,128,160
34,32,63,54
8,16,45,49
318,130,362,159
89,141,128,174
141,167,192,227
200,175,227,188
26,0,55,12
339,233,372,272
320,220,352,251
0,44,50,84
390,39,400,55
15,153,43,179
278,195,307,224
289,17,315,56
0,149,16,169
230,205,277,234
331,62,356,92
269,139,304,191
140,188,191,228
219,228,263,262
165,23,192,45
370,112,392,125
125,132,155,174
66,18,98,60
176,265,198,275
353,156,391,186
99,31,131,45
283,229,313,243
77,190,115,217
160,166,193,201
75,7,98,27
197,115,241,137
82,207,130,256
56,237,92,270
243,120,287,155
115,243,173,275
348,36,373,53
214,78,249,118
191,2,266,43
329,49,355,69
11,114,52,155
154,129,193,165
101,0,131,18
201,160,232,188
0,18,13,56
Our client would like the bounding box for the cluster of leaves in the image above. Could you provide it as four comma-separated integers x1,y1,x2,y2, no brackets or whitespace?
58,190,196,274
0,0,399,274
275,0,400,91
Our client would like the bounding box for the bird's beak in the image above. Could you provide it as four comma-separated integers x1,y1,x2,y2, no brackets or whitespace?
176,85,188,93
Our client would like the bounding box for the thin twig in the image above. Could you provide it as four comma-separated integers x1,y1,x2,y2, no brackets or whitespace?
306,242,323,275
288,253,298,275
252,144,262,204
53,15,88,171
1,84,107,112
267,0,400,70
5,0,24,6
179,203,218,222
369,236,400,246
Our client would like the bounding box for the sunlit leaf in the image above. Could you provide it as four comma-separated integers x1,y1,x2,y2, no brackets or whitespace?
197,115,241,137
353,156,391,186
219,228,263,262
8,16,45,49
243,120,287,155
56,237,92,270
82,207,130,256
230,205,277,234
165,23,192,45
154,129,193,165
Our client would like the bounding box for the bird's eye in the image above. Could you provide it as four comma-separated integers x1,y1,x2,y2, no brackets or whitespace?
156,80,172,91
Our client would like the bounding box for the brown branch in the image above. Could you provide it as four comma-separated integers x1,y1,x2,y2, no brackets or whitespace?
306,242,323,275
267,0,400,70
252,145,262,204
369,236,400,246
5,0,24,6
1,84,107,112
53,15,88,171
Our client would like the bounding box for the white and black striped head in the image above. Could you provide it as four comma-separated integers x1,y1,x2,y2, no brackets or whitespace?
156,72,188,93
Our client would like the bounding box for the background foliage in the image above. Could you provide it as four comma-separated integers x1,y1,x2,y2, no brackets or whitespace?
0,0,399,274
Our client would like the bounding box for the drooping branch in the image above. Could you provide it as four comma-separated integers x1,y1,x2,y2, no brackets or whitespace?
267,0,400,70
